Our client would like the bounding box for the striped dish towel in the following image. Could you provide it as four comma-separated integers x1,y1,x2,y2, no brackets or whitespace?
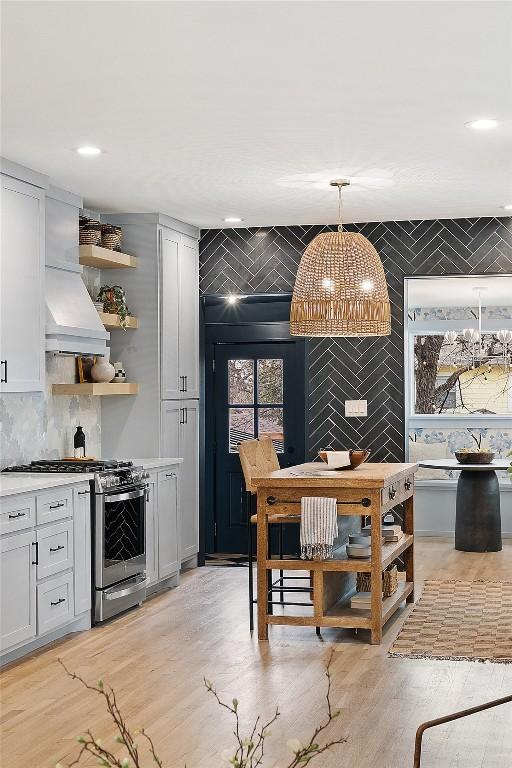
300,496,338,561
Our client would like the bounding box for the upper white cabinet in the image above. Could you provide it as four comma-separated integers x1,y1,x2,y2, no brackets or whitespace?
0,175,45,392
161,228,199,400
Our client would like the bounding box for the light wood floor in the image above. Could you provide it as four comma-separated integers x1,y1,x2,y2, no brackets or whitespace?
2,539,512,768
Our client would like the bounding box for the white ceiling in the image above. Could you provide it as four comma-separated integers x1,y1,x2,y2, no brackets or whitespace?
407,276,512,307
2,1,512,228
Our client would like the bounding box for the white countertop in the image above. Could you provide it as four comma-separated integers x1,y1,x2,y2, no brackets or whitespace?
0,473,93,497
123,458,183,470
0,458,183,497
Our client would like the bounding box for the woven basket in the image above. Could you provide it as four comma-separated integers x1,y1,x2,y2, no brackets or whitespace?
101,224,122,251
357,565,398,597
79,219,102,246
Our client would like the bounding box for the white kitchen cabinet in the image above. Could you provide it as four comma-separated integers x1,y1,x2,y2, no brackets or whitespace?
73,485,91,615
0,531,37,651
145,472,158,585
162,401,199,563
36,519,73,580
37,571,74,636
0,175,45,392
157,469,180,578
0,493,36,535
160,228,199,400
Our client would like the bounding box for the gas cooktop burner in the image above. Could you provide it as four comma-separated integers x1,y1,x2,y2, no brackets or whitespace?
3,460,134,474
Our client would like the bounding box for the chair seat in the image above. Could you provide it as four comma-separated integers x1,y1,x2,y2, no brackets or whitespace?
250,513,301,525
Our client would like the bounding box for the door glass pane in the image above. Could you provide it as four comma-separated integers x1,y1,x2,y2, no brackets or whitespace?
229,408,255,453
257,359,283,404
258,407,284,453
228,359,254,404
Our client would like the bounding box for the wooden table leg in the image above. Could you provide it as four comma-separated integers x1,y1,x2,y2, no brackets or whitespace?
404,495,415,603
370,502,383,645
257,491,269,641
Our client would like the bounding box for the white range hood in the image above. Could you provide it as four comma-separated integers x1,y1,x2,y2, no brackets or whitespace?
45,266,109,355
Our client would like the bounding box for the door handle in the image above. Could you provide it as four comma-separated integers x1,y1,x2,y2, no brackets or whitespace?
179,408,184,425
0,360,7,383
49,544,65,553
184,375,188,392
77,489,90,495
184,407,188,424
49,502,65,510
50,597,66,607
31,541,39,565
8,511,26,519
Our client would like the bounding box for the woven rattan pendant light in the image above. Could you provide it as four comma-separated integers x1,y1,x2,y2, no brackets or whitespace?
290,180,391,337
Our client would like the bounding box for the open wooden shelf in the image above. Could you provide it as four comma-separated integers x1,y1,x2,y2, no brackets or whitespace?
266,534,413,574
52,383,139,396
79,245,138,269
98,312,139,329
325,580,414,625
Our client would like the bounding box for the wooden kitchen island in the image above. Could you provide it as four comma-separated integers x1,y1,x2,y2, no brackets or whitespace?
252,462,418,644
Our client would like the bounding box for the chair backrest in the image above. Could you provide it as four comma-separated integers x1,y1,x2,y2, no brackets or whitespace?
238,436,280,494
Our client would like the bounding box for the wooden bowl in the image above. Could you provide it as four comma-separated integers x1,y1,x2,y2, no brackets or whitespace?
318,449,371,469
454,450,495,465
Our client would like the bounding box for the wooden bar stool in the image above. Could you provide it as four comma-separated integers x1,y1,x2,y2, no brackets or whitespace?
238,437,318,633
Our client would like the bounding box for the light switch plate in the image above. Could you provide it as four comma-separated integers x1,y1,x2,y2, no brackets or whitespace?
345,400,368,417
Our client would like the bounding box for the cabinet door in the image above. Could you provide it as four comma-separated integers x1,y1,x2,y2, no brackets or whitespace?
37,571,74,636
178,236,199,399
160,228,181,400
161,402,181,458
0,531,37,651
145,473,158,585
180,402,199,562
157,469,180,579
73,485,92,615
0,175,45,392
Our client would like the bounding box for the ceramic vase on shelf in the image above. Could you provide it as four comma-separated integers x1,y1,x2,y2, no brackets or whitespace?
91,349,115,383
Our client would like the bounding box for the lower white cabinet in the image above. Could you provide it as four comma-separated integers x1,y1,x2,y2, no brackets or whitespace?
145,472,158,585
161,401,199,563
37,571,74,635
73,485,92,615
36,519,73,580
157,469,180,579
0,530,37,651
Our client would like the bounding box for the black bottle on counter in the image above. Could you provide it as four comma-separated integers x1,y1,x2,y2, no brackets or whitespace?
74,425,86,459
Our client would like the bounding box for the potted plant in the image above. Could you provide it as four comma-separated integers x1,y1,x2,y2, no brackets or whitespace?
97,285,131,330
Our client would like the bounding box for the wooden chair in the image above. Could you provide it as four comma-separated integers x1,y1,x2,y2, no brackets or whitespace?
238,437,317,633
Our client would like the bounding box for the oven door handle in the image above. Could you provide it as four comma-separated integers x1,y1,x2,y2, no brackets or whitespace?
103,576,149,600
104,487,146,503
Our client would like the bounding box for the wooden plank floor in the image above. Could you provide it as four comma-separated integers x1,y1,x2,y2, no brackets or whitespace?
2,538,512,768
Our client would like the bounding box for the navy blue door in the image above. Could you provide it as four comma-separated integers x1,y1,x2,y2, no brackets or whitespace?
213,341,306,554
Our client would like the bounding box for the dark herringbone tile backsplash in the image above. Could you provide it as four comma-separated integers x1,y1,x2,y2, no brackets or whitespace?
200,218,512,461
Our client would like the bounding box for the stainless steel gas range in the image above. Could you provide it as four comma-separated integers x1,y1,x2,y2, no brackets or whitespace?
3,459,150,623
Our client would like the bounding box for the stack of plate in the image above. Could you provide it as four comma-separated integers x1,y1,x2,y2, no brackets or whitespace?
346,532,371,559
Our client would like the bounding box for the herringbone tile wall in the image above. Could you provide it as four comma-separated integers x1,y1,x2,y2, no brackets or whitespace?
200,217,512,461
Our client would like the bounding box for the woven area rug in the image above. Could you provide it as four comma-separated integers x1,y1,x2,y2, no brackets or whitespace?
389,580,512,663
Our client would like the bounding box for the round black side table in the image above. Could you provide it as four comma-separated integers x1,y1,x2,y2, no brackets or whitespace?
418,459,510,552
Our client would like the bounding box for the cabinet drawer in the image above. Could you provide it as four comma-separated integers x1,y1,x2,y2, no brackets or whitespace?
37,571,74,635
0,494,36,534
36,488,73,525
36,520,73,580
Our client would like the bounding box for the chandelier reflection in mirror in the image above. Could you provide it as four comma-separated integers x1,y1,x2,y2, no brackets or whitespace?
443,288,512,373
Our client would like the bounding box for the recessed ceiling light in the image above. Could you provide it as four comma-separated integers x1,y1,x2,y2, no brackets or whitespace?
223,217,243,223
465,119,500,131
77,145,102,156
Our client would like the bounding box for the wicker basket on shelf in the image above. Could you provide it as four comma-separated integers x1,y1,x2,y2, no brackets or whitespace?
357,564,398,597
79,219,102,246
101,224,123,251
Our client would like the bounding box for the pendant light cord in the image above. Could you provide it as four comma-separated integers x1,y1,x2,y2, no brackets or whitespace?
337,185,343,233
